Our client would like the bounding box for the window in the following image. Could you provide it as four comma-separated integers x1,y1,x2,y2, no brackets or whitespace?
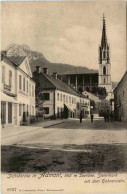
32,86,34,97
19,75,22,90
1,102,6,124
104,78,105,84
66,95,68,103
9,70,12,87
63,95,65,103
2,66,5,83
69,97,71,103
57,93,59,101
43,107,49,114
103,51,105,58
60,94,62,101
43,93,49,100
27,81,29,93
23,78,25,91
29,84,31,96
19,104,22,116
8,102,12,123
103,66,106,75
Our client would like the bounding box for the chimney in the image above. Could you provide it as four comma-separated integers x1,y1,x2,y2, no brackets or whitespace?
53,72,57,79
43,68,48,75
36,66,41,73
1,51,7,60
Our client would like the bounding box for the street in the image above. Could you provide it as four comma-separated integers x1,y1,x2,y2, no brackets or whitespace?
1,118,127,173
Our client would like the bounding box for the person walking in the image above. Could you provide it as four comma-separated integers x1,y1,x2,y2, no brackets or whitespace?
79,111,83,123
107,113,109,122
104,112,106,122
90,113,94,123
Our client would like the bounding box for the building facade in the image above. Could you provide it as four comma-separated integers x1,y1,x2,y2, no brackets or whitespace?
114,71,127,122
1,55,36,127
33,67,90,119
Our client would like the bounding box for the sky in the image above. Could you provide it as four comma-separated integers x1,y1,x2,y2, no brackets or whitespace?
1,1,126,82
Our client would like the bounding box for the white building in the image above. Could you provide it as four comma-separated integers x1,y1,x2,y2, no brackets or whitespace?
1,54,36,127
33,68,90,119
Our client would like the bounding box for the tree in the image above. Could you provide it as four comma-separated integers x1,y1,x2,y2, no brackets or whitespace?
97,87,107,97
92,87,97,94
36,93,46,116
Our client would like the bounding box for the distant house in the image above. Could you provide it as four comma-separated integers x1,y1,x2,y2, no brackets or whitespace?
1,55,36,127
113,71,127,122
33,67,90,119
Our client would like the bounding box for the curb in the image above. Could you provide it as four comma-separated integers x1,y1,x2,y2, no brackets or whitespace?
2,121,65,139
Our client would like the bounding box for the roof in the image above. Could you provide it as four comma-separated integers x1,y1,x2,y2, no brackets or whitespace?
2,55,26,67
59,72,98,76
101,15,108,49
114,70,127,91
7,56,26,66
42,73,80,97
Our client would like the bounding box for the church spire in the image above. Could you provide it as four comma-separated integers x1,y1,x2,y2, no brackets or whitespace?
99,14,110,64
101,14,108,49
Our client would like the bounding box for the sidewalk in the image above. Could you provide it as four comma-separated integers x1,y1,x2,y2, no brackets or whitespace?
1,119,66,139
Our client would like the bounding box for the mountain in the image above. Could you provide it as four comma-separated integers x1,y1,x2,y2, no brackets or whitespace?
4,43,98,75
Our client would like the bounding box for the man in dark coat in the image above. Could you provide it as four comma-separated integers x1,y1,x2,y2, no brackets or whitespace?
90,113,94,123
79,111,83,123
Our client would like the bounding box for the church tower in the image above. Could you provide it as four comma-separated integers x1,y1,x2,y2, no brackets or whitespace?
98,15,112,94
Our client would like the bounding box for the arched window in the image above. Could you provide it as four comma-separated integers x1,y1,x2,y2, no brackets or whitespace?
103,51,105,58
103,66,106,75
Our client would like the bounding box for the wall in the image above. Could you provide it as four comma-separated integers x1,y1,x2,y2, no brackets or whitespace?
114,72,127,122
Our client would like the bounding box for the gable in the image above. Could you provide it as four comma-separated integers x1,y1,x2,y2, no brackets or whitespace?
40,74,56,90
19,57,32,77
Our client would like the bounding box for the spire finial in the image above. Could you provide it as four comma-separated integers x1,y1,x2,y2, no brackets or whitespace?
103,13,105,22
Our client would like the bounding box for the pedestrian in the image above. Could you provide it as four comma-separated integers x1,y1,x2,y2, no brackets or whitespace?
79,111,83,123
104,112,106,122
90,113,94,123
107,113,109,122
110,112,113,122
